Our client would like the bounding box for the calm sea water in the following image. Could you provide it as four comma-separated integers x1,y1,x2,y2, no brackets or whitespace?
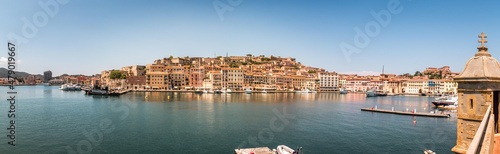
0,86,456,154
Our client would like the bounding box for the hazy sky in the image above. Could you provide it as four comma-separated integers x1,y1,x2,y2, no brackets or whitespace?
1,0,499,76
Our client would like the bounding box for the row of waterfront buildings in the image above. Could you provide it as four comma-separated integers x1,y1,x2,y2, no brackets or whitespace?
94,55,458,94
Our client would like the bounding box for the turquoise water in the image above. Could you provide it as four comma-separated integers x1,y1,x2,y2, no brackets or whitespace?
0,86,456,153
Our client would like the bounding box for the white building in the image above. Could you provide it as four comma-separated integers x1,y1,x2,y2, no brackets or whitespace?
318,72,338,91
403,79,428,94
222,68,244,90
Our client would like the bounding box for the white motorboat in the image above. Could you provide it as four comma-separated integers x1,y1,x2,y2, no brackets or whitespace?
339,88,348,94
432,96,458,106
226,89,232,93
276,145,301,154
424,149,436,154
59,84,67,90
60,84,82,91
366,90,376,97
208,89,214,94
245,88,252,94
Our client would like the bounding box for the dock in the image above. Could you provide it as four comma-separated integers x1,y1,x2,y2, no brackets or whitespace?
361,108,450,118
234,147,275,154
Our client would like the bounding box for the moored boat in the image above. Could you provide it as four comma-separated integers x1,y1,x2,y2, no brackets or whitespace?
60,84,82,91
194,89,203,94
339,88,348,94
375,90,387,96
85,89,107,95
215,89,222,94
366,90,376,97
245,88,252,94
276,145,301,154
432,96,458,106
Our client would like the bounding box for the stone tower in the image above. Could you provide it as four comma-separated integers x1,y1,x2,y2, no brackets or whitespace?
452,32,500,153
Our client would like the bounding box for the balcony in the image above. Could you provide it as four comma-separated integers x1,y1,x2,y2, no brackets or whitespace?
466,105,498,154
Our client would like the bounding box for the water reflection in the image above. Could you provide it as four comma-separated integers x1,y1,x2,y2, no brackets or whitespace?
137,92,439,106
135,92,451,115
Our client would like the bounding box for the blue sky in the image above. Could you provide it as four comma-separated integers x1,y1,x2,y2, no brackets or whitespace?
1,0,499,76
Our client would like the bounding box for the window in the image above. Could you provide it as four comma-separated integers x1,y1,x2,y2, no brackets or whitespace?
470,99,474,110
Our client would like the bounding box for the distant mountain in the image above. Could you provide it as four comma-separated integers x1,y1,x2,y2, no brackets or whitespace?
0,67,34,78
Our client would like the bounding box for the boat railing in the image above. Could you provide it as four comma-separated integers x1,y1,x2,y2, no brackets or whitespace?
466,105,495,154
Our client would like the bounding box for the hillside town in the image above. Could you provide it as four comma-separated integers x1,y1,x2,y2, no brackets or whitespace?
4,55,458,95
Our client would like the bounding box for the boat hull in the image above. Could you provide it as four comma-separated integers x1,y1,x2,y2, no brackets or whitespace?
277,145,296,154
432,101,455,106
